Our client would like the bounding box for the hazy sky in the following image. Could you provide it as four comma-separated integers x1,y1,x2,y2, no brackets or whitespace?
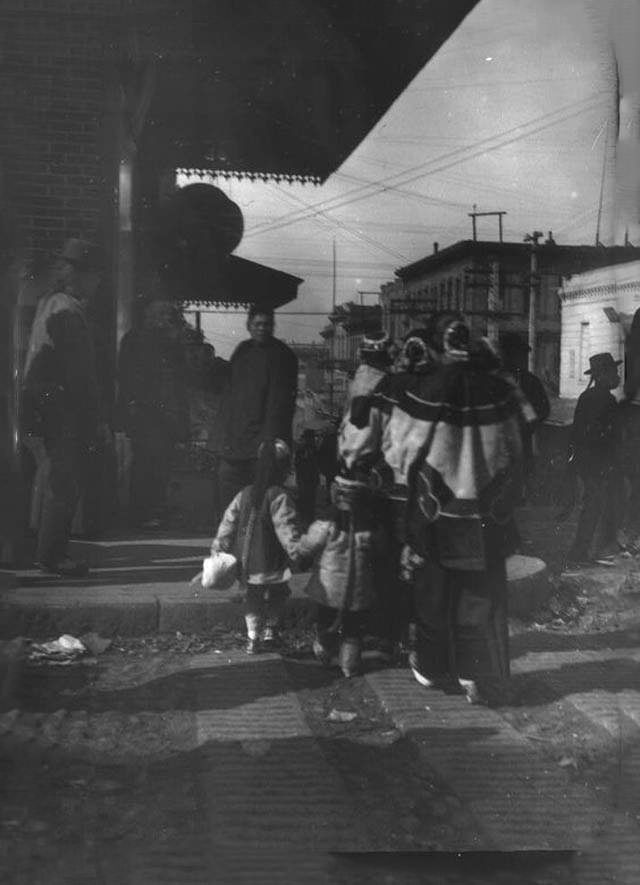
185,0,622,358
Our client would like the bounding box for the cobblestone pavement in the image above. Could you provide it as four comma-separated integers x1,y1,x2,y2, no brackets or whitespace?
1,622,640,884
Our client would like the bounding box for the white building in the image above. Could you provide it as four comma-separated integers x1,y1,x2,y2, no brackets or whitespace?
559,260,640,399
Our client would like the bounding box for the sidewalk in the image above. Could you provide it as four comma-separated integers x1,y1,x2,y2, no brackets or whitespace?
0,531,552,639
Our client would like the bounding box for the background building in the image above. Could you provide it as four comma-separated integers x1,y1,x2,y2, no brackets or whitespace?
559,260,640,399
320,302,383,409
381,238,640,392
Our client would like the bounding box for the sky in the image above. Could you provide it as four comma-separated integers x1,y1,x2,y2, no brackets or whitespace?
181,0,629,359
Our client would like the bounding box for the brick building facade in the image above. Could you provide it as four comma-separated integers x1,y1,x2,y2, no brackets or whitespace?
381,239,640,391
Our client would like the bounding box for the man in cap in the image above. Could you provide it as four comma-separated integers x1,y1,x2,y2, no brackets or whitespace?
217,306,298,517
22,238,105,577
565,351,623,567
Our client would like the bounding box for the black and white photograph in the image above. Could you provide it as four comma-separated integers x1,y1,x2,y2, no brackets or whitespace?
1,1,639,882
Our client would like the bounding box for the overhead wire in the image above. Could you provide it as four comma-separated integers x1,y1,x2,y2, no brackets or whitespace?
244,93,608,240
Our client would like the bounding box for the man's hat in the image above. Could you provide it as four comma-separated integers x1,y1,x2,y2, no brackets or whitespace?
360,330,391,354
58,238,103,271
584,352,622,376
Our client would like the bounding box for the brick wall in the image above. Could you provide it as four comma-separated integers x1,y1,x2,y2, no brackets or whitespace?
0,0,190,268
0,3,122,266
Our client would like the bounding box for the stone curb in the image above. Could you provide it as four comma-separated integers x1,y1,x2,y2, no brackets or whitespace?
0,555,551,639
0,590,315,640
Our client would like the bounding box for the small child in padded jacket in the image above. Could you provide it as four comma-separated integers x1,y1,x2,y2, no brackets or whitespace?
211,439,308,654
302,476,385,678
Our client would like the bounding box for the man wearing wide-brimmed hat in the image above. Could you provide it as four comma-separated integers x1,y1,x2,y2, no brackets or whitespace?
22,237,105,577
565,351,623,568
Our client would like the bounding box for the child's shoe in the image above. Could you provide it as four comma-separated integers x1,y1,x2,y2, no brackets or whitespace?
458,677,486,706
245,637,260,655
339,638,362,678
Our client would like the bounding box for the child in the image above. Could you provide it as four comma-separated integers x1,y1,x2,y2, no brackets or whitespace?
211,438,306,654
303,476,385,678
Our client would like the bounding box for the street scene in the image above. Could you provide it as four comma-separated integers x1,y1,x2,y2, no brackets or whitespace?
2,1,640,884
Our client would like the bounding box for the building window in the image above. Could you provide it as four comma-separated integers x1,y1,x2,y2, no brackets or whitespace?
439,280,445,308
455,277,461,310
447,278,453,309
569,349,576,380
579,322,590,376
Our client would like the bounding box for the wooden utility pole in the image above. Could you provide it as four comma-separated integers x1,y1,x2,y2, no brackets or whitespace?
524,231,543,372
328,238,337,413
487,261,500,346
469,205,507,242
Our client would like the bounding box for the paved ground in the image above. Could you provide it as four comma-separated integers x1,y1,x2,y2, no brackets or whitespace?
2,500,640,883
2,617,640,884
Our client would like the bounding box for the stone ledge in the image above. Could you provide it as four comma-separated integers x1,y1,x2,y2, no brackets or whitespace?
0,556,550,639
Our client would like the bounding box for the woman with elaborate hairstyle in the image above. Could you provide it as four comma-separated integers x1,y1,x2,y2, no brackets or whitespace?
340,314,534,705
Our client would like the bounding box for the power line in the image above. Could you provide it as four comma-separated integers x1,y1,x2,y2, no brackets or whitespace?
244,93,607,240
251,94,605,235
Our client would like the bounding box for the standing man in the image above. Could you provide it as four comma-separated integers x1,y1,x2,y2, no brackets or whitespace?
565,352,623,567
22,238,105,577
115,298,189,529
217,306,298,515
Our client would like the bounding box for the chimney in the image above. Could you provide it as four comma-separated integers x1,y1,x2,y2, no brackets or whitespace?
433,242,439,254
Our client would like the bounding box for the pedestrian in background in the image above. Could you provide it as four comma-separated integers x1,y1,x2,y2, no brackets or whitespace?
22,238,106,577
217,306,298,518
211,439,306,654
565,352,624,567
115,296,189,529
499,333,550,497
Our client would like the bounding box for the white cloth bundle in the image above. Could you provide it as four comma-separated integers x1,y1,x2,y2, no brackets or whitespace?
193,552,238,590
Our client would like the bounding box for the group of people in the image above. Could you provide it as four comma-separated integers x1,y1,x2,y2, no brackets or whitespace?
22,234,637,707
209,313,540,704
20,238,302,578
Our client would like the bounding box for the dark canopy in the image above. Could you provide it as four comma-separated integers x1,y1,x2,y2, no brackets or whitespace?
140,0,480,180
